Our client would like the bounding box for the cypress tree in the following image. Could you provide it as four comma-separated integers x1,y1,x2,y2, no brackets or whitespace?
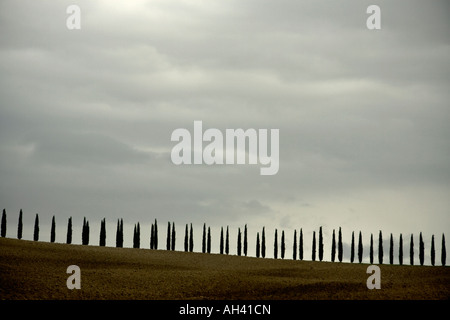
189,223,194,252
281,230,285,259
99,218,106,247
358,231,363,263
299,228,303,260
370,233,374,264
338,227,343,262
18,209,23,240
202,223,206,253
312,231,316,261
430,235,435,266
441,234,446,266
137,222,140,248
34,213,39,241
243,224,248,257
207,226,211,253
293,230,297,260
50,216,56,243
399,233,403,265
150,223,154,249
154,219,158,250
171,222,176,251
225,226,229,255
256,232,260,258
119,219,123,248
220,227,224,254
262,227,266,258
133,224,137,248
350,231,355,263
1,209,6,237
318,226,323,262
274,229,278,259
237,228,242,256
184,224,189,252
67,217,72,244
389,233,394,265
378,230,383,264
419,232,424,266
167,221,171,251
331,229,336,262
410,234,414,265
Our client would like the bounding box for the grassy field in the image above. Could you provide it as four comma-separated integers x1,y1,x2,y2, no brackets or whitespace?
0,237,448,300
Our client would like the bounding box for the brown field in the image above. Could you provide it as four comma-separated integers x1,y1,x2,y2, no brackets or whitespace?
0,237,449,300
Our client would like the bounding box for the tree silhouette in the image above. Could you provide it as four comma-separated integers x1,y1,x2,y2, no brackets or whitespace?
442,234,446,266
237,228,242,256
202,223,206,253
154,219,158,250
50,216,56,243
312,231,316,261
331,229,336,262
167,222,172,251
243,224,248,257
399,233,403,265
119,219,123,247
220,227,224,254
281,230,285,259
410,234,414,265
431,235,435,266
82,217,89,245
184,224,189,252
389,233,394,265
116,219,121,247
350,231,355,263
262,227,266,258
1,209,6,237
207,226,211,253
133,223,140,248
318,226,323,262
225,226,229,255
17,209,23,240
189,223,194,252
34,213,39,241
378,230,383,264
256,232,260,258
370,233,374,264
171,222,176,251
358,231,363,263
419,232,424,266
338,227,343,262
299,228,303,260
274,229,278,259
67,217,72,244
99,218,106,247
293,230,297,260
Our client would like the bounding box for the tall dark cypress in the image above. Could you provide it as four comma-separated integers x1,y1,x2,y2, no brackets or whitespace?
133,224,137,248
281,230,285,259
99,218,106,247
419,232,424,266
331,229,336,262
207,226,211,253
430,235,435,266
237,228,242,256
274,229,278,259
338,227,343,262
243,224,248,257
410,234,414,265
378,230,383,264
1,209,6,237
441,234,446,266
154,219,158,250
136,222,140,248
18,209,23,240
67,217,72,244
220,227,224,254
167,221,171,251
358,231,363,263
189,223,194,252
86,220,90,245
116,219,121,248
370,233,374,264
399,233,403,265
33,213,39,241
171,222,176,251
82,217,87,245
184,224,189,252
350,231,355,263
262,227,266,258
389,233,394,265
293,230,297,260
312,231,316,261
299,228,303,260
150,223,154,249
202,223,206,253
225,226,229,255
318,227,324,262
50,216,56,243
119,219,123,248
256,232,260,258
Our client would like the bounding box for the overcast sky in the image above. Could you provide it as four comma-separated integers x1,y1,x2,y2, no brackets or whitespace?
1,0,449,263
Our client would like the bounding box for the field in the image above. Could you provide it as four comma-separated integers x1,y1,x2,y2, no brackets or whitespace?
0,237,449,300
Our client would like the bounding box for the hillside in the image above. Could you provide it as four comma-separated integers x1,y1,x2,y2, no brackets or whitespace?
0,237,448,300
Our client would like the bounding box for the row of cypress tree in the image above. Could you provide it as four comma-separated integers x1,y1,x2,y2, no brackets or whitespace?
1,209,447,266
